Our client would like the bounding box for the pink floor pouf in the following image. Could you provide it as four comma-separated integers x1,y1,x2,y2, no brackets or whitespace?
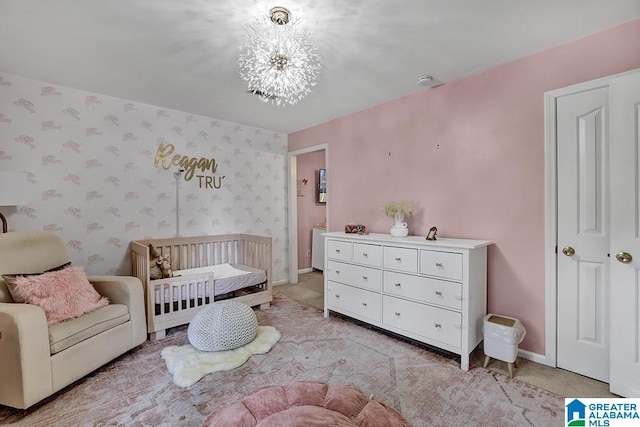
203,381,411,427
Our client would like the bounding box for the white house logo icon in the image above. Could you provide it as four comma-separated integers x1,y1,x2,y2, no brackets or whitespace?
566,399,586,426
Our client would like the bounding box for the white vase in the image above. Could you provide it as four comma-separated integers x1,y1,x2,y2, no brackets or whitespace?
390,214,408,237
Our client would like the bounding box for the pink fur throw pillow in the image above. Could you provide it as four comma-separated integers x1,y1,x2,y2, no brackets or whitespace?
3,262,72,303
9,266,109,325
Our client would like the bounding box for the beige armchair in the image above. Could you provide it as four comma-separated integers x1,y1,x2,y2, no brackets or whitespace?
0,231,146,409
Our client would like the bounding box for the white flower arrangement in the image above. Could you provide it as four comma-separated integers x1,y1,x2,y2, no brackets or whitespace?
381,201,414,219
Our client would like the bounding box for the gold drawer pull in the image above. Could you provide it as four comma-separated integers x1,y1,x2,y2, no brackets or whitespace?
395,282,401,288
335,270,340,274
435,291,443,296
435,262,443,267
395,257,401,261
362,276,368,280
335,249,341,253
434,323,442,328
362,302,368,307
394,311,401,316
362,252,368,257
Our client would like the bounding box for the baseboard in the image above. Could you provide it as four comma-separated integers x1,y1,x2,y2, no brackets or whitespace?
297,267,312,274
272,279,288,286
517,348,548,365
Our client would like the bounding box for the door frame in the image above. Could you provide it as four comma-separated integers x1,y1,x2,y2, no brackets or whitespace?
287,143,329,285
544,70,635,367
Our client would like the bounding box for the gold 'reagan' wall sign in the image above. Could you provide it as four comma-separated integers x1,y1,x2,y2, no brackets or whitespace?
154,143,226,189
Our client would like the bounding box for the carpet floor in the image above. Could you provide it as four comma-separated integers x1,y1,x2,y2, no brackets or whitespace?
0,293,563,426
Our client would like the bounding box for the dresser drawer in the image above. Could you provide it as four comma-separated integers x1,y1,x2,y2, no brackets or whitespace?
382,296,461,349
327,281,381,322
383,271,462,310
383,246,418,273
327,260,381,291
327,240,352,262
420,250,463,281
353,243,382,267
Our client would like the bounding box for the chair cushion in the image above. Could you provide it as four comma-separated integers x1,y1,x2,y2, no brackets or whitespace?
48,304,130,354
188,301,258,351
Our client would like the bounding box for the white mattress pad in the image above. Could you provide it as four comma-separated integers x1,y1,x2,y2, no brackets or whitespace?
173,263,252,280
152,263,266,302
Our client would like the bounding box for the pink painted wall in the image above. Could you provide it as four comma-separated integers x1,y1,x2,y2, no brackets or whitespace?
296,150,326,270
288,18,640,355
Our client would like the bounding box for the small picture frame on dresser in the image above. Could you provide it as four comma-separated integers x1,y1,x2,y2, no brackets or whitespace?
426,226,438,240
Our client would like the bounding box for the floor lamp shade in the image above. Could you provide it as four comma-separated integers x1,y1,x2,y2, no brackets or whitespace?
0,171,27,233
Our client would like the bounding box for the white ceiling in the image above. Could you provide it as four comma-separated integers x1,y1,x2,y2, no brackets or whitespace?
1,1,639,134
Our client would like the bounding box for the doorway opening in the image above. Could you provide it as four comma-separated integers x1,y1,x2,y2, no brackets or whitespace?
287,143,328,285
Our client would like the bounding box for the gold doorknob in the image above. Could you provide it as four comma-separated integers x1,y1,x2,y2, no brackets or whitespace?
616,252,633,264
562,246,575,257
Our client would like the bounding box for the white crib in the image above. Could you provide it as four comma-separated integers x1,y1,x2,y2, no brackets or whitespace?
130,234,272,340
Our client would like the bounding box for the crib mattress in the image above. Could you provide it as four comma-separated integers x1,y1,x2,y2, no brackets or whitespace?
192,263,266,296
153,263,266,302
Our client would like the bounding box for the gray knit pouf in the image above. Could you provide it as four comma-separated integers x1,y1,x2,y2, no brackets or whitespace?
187,301,258,352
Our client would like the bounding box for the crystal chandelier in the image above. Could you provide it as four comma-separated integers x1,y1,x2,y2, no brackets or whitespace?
239,7,320,106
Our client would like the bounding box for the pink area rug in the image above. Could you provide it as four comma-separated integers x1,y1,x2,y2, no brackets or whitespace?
0,293,563,426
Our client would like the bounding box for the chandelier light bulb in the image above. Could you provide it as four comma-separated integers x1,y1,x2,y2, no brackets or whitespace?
239,7,320,107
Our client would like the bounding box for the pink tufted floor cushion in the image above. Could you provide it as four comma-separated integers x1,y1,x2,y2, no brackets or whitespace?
202,381,411,427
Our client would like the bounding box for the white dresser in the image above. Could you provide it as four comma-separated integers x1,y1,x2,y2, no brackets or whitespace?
323,232,492,371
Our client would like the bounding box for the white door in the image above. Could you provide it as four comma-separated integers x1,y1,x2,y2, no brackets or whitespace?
609,71,640,397
556,86,610,382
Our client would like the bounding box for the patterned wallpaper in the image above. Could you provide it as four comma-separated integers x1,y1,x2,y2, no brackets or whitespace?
0,72,288,282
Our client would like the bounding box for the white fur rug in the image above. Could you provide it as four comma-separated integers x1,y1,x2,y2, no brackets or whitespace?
161,326,281,387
